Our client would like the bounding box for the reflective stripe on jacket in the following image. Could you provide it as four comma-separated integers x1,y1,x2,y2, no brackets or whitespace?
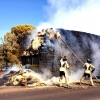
59,59,69,71
83,63,95,74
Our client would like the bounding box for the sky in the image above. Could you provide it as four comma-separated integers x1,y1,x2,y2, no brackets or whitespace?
0,0,100,41
0,0,48,40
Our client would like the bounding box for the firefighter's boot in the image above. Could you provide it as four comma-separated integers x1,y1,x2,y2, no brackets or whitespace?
65,78,69,86
59,79,62,87
90,77,94,86
80,76,85,85
65,78,72,89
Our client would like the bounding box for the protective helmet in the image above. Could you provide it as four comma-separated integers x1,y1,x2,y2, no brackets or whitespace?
87,59,91,63
63,56,67,61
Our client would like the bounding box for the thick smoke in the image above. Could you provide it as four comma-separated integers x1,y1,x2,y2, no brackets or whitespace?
25,0,100,83
91,42,100,76
28,28,100,83
37,0,100,36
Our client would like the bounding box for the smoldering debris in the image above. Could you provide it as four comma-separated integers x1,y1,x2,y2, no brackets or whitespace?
0,67,100,88
0,67,59,87
0,69,43,86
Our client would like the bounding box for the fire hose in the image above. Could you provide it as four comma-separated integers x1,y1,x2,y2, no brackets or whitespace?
57,39,62,57
57,37,99,82
60,38,84,65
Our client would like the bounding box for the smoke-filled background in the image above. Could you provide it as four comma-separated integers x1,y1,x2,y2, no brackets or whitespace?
36,0,100,81
25,0,100,83
37,0,100,36
24,28,100,84
0,0,100,86
1,0,100,86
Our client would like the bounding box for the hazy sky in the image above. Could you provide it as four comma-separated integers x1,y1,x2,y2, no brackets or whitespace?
0,0,100,41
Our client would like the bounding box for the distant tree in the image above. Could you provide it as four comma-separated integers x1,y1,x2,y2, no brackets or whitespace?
4,32,21,64
11,24,36,51
4,24,36,64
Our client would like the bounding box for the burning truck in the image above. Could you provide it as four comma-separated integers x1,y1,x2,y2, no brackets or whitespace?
0,28,100,87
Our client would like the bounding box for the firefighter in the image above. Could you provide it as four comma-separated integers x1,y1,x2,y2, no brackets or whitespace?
80,59,95,86
59,56,70,87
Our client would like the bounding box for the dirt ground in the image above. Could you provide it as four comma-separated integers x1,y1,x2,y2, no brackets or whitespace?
0,80,100,100
0,80,100,92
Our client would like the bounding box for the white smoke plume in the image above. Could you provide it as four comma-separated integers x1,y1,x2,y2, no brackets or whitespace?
68,69,83,83
91,42,100,76
36,68,58,85
26,0,100,84
37,0,100,36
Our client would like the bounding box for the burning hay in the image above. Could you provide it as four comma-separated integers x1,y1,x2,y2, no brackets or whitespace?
22,28,100,77
0,68,45,87
0,66,60,87
20,28,100,87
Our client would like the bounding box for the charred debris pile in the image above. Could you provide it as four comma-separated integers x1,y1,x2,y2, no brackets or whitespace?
0,69,43,86
0,65,57,87
21,28,100,76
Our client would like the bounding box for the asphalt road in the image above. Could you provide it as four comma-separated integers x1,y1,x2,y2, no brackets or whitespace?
0,86,100,100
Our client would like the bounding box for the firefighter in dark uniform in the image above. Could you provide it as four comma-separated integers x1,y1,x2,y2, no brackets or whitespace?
80,59,95,86
59,56,70,87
